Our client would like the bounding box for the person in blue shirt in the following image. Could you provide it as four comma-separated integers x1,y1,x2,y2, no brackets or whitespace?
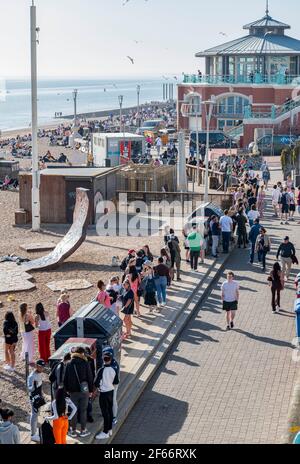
248,219,262,264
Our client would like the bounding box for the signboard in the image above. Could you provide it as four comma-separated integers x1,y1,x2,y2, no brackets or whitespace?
120,141,131,165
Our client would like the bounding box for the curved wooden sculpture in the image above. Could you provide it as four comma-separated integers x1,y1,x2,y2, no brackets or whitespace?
22,188,90,272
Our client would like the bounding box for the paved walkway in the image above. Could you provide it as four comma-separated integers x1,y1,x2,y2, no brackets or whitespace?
114,171,300,444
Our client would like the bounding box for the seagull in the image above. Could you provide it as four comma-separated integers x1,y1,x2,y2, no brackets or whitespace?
104,88,107,92
112,84,118,89
127,56,134,64
219,32,227,36
122,0,130,5
173,76,178,80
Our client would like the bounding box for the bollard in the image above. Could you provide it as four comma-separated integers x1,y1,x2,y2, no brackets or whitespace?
25,352,29,387
295,300,300,345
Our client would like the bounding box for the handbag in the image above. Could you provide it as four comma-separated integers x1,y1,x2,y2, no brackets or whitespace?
39,420,55,445
74,365,89,394
292,255,299,265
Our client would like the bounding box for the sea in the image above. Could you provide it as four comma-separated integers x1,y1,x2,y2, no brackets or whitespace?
0,77,169,132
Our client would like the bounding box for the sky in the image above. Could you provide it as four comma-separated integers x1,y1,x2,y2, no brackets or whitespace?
1,0,300,79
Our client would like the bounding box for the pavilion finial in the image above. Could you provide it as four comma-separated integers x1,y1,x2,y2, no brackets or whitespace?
266,0,269,15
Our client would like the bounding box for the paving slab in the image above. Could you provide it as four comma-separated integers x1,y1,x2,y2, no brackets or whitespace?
0,262,36,294
19,242,56,252
46,279,93,292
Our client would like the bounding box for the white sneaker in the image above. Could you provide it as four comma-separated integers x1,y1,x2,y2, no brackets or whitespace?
109,430,113,437
3,364,11,370
95,432,110,440
162,302,167,307
31,434,40,443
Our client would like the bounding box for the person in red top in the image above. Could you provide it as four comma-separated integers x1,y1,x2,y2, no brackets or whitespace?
56,293,73,327
96,281,112,309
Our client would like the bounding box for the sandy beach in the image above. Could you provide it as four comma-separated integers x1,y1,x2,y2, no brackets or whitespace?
0,186,165,425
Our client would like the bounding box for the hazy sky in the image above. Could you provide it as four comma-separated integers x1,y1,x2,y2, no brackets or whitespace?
1,0,300,78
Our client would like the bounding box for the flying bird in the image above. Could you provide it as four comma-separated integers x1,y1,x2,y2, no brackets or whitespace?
219,32,227,36
173,76,178,80
127,56,135,64
122,0,130,5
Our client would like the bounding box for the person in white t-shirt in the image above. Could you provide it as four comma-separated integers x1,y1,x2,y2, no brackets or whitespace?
221,272,240,331
247,205,260,227
271,185,281,217
220,210,233,254
289,187,296,221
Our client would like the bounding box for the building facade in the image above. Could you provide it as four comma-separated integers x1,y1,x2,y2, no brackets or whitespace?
178,5,300,147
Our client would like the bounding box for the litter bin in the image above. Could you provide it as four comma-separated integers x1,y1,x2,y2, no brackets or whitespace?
49,337,97,370
54,301,123,368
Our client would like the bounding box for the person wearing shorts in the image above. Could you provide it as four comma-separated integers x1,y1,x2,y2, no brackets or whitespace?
221,272,240,331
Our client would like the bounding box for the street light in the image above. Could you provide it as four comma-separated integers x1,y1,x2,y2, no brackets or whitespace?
202,99,216,203
30,0,40,232
137,85,141,128
73,89,78,125
118,95,124,133
180,98,201,191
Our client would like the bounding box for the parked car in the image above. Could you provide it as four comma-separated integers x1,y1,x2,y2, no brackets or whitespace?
248,134,300,156
190,131,238,150
136,119,166,136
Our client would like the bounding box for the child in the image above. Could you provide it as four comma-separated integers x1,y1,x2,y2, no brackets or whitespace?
96,281,112,309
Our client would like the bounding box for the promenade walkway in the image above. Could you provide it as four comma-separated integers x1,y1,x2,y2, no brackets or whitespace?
114,169,300,444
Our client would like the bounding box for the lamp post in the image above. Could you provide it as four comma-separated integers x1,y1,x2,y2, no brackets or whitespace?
73,89,78,125
118,95,124,133
30,0,40,232
137,85,141,128
202,99,215,203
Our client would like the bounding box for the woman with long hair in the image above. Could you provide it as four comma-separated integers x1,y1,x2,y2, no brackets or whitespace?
142,245,153,263
255,227,271,272
46,388,77,445
19,303,35,366
35,303,52,363
268,262,284,314
3,312,18,372
120,280,135,339
127,265,141,318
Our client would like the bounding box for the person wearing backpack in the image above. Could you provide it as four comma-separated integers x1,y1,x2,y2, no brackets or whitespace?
63,347,94,438
49,352,71,400
280,188,291,225
94,348,120,440
27,359,46,442
45,388,77,445
166,229,182,281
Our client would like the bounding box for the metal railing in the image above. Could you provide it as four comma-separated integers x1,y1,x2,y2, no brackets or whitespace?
183,74,300,86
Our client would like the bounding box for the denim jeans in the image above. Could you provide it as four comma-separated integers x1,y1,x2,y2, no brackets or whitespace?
30,404,39,436
222,232,231,253
258,249,267,269
155,276,167,304
212,236,219,257
250,242,256,263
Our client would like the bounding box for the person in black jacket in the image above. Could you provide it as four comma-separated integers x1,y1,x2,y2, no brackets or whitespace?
276,236,296,281
63,347,94,438
3,312,18,372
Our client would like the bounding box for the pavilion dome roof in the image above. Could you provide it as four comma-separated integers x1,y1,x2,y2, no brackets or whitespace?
243,14,290,30
195,33,300,57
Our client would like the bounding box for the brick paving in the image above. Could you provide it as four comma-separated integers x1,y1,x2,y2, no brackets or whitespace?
114,170,300,444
